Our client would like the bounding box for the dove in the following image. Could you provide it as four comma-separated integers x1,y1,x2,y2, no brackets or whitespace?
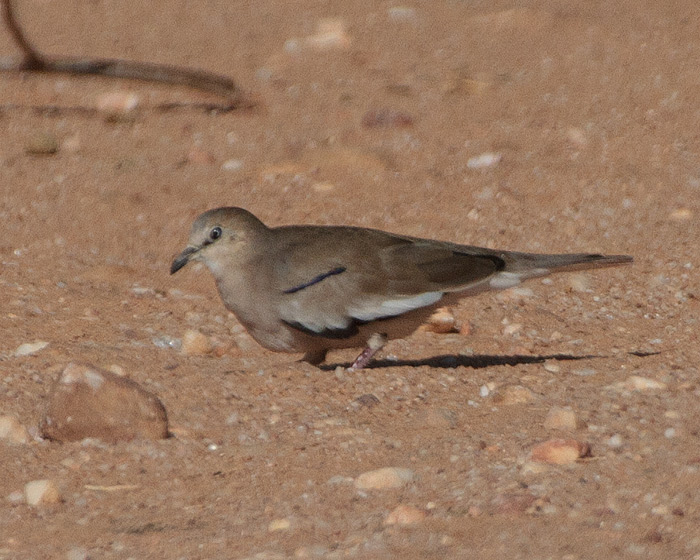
171,207,632,369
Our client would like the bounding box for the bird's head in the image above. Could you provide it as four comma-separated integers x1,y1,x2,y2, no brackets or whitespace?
170,207,267,275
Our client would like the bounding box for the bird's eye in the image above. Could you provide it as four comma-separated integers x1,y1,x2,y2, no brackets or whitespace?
209,226,222,241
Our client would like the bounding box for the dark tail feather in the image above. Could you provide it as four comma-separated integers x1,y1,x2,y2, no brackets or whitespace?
504,252,633,273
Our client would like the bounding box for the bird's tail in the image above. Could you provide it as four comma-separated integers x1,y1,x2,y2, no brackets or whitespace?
503,252,633,274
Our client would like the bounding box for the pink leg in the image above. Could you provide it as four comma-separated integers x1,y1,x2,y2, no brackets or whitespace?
349,333,387,370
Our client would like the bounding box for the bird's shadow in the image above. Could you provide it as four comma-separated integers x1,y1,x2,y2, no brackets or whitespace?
321,350,659,371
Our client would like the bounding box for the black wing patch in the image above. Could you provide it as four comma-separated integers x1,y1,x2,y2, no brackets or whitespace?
282,266,347,294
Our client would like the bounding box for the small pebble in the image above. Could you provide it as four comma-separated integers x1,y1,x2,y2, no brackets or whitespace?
180,329,213,356
543,407,580,430
14,340,49,357
467,152,501,169
664,428,676,439
420,307,458,333
568,274,590,292
221,159,244,172
96,91,139,116
384,504,426,525
502,323,522,336
311,181,335,193
7,490,24,503
496,287,534,303
531,439,591,465
616,376,667,391
354,467,414,490
327,475,353,485
0,415,29,444
493,385,536,405
543,360,561,373
669,208,693,221
303,18,351,50
24,131,59,155
108,364,126,377
520,461,550,475
268,518,291,532
24,479,62,506
566,127,588,148
607,434,624,448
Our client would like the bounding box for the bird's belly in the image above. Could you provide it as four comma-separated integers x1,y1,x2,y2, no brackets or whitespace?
292,304,441,352
232,297,449,355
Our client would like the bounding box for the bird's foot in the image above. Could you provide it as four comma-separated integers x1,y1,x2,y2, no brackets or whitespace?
348,333,387,371
300,349,327,366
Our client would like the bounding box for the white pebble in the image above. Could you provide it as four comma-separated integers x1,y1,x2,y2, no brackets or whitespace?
303,19,351,50
619,376,667,391
543,361,561,373
568,274,590,292
268,518,291,532
327,475,353,485
544,407,579,430
14,340,49,357
651,504,670,516
467,152,501,169
221,159,244,172
354,467,414,490
607,434,624,448
25,479,62,506
493,385,535,405
384,504,426,525
96,91,139,115
664,428,676,439
0,415,29,444
180,329,213,356
311,181,335,193
502,323,522,336
7,490,24,503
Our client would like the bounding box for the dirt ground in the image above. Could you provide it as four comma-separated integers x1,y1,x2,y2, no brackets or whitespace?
1,1,699,558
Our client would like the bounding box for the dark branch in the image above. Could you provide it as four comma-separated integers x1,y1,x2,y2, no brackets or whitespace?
2,0,44,69
0,0,246,110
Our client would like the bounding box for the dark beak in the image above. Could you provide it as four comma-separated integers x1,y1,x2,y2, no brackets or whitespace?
170,246,199,274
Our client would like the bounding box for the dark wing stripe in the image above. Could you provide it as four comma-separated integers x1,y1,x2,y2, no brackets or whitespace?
282,266,347,294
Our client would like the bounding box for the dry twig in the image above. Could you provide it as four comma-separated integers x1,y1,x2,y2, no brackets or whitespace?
0,0,245,111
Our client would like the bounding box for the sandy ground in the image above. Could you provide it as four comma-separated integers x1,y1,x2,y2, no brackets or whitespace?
1,1,699,558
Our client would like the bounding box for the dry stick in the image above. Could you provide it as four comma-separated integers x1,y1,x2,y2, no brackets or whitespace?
0,0,245,111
